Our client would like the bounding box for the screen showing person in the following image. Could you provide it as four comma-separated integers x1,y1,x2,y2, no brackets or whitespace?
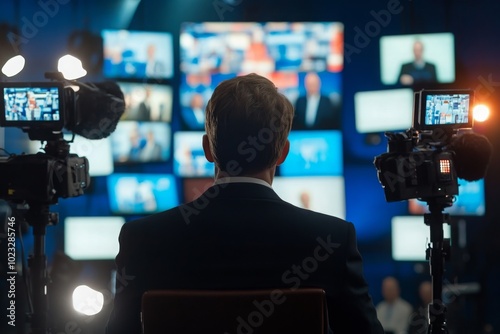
118,82,173,122
179,22,343,130
102,29,173,79
173,131,214,177
392,216,451,261
380,32,455,86
279,130,343,176
354,88,414,133
110,121,171,163
64,216,125,260
3,86,60,121
423,93,470,126
293,72,342,130
408,179,485,216
107,174,179,214
272,176,346,219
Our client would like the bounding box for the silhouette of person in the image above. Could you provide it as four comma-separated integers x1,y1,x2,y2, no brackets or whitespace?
399,40,437,86
293,72,341,130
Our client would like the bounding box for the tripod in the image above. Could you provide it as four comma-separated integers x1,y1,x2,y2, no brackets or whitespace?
423,196,453,334
25,203,58,334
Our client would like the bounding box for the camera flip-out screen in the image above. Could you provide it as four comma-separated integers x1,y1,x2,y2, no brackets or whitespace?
0,83,63,129
414,89,474,130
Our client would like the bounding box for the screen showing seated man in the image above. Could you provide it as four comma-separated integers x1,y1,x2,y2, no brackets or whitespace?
4,87,60,121
423,93,470,126
380,32,455,86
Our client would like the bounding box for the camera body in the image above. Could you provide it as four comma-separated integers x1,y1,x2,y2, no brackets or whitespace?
374,89,474,202
0,80,89,204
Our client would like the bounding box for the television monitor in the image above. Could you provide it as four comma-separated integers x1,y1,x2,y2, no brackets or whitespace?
183,178,214,203
272,176,345,219
280,130,343,176
117,82,173,122
380,32,455,86
354,88,414,133
64,216,125,260
173,131,214,177
107,174,179,214
409,179,485,216
110,121,171,163
392,216,451,261
179,22,343,130
102,29,173,79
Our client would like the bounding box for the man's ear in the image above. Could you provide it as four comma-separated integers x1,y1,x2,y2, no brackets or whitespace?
276,139,290,166
202,134,214,162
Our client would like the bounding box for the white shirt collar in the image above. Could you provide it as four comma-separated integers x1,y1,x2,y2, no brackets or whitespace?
213,176,272,189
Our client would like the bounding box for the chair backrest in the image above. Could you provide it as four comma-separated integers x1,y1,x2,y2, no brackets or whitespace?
141,288,328,334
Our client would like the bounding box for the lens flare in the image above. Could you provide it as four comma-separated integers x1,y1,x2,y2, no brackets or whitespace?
72,285,104,316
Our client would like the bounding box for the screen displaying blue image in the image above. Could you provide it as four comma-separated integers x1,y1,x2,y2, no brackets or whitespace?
107,174,179,214
110,121,171,163
280,130,343,176
174,131,214,177
409,179,485,216
102,29,173,79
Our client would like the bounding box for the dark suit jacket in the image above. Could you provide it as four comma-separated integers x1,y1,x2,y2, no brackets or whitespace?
106,182,383,334
399,62,437,85
293,95,341,130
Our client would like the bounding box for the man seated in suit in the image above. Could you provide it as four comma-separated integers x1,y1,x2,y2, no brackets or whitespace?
399,40,437,86
293,72,341,130
106,73,383,334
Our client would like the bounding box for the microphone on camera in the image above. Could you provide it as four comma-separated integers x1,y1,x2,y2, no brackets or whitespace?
66,81,125,140
448,132,493,181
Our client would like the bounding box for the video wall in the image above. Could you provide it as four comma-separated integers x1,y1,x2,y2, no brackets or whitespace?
14,25,479,261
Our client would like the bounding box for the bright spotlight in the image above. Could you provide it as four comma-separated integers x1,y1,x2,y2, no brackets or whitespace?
58,54,87,80
72,285,104,316
2,55,25,77
473,104,490,123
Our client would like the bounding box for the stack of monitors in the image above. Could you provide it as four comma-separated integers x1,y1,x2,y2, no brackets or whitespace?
177,22,346,218
99,29,177,217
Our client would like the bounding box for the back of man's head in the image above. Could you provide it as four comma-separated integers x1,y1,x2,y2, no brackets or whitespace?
205,73,294,175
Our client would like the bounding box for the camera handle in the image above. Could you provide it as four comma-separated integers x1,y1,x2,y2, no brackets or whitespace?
424,196,453,334
25,203,58,334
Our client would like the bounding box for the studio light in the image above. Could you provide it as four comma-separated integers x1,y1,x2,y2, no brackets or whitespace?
473,104,490,122
0,23,25,77
58,54,87,80
2,54,25,77
72,285,104,316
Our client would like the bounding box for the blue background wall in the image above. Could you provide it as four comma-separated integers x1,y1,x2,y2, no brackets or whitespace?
1,0,499,332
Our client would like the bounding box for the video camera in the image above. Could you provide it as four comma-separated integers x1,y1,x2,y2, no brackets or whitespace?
374,89,490,203
0,74,124,204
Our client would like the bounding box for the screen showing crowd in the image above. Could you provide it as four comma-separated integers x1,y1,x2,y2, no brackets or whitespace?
3,87,60,122
179,22,343,131
424,93,470,125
